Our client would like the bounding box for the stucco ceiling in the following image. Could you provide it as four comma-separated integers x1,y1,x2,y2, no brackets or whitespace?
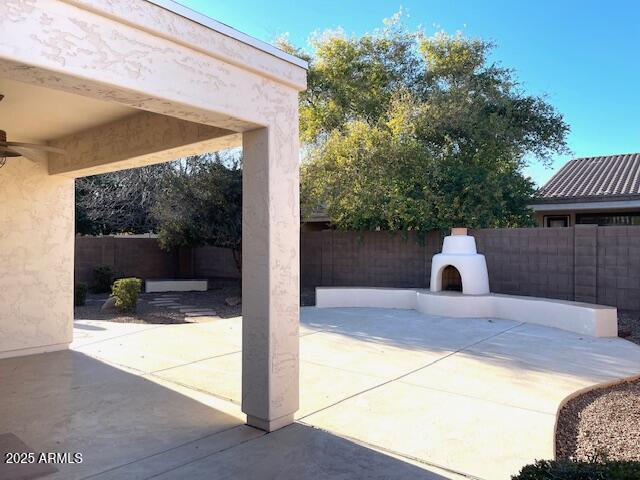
0,78,139,143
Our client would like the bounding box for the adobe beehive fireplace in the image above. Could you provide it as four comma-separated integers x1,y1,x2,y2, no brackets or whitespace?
430,228,490,295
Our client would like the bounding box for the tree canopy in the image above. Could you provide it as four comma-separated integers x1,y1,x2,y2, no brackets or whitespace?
77,16,572,248
282,17,570,231
75,164,172,236
75,153,243,271
151,153,243,269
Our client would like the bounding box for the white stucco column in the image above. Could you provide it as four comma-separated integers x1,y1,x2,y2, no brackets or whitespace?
0,159,74,358
242,125,300,432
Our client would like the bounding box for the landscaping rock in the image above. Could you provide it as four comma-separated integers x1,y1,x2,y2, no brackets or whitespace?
225,296,241,307
556,378,640,461
100,296,117,312
618,310,640,346
619,327,632,338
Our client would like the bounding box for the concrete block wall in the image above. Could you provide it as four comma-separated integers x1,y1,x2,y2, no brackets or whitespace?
574,225,597,304
301,231,442,288
193,246,241,279
301,226,640,310
75,238,240,286
75,226,640,310
75,237,179,285
596,226,640,310
472,227,575,301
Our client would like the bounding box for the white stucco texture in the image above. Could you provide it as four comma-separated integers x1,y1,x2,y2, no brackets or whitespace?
0,159,74,358
430,233,490,295
316,288,618,338
0,0,306,431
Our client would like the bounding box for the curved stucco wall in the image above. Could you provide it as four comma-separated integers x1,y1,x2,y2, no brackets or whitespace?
316,287,618,338
0,159,74,358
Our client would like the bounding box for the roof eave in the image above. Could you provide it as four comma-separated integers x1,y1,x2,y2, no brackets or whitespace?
532,194,640,205
529,198,640,212
146,0,309,70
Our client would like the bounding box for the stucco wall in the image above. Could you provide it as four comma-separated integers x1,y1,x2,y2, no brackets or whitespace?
0,0,305,139
0,0,306,427
0,159,74,357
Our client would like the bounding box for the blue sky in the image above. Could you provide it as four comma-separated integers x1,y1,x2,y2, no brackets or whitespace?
179,0,639,187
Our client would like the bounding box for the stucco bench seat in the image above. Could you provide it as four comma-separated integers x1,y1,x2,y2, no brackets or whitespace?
145,279,208,293
316,287,618,338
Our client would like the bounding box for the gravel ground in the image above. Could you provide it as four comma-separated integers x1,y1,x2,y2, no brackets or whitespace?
618,310,640,346
555,310,640,462
74,279,317,324
556,378,640,461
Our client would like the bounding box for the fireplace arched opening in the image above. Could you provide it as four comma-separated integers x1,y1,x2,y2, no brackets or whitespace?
441,265,462,292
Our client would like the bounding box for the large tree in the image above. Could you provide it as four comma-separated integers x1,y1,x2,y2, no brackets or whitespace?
282,17,570,231
151,153,243,270
76,152,243,270
75,163,173,235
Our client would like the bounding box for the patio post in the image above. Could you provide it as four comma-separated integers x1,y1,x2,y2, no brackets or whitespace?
241,125,300,431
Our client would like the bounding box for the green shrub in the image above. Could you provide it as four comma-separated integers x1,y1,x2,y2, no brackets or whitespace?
111,278,142,313
512,459,640,480
92,266,114,293
74,282,88,306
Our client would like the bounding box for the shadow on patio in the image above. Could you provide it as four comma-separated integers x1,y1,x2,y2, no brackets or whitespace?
0,350,448,480
62,307,640,479
300,306,640,381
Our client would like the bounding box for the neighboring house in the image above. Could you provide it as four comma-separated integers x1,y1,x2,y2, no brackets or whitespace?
302,205,331,231
302,211,331,231
530,153,640,227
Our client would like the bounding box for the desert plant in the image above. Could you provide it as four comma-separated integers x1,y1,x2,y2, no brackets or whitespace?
111,277,142,313
74,282,88,306
92,266,114,293
512,459,640,480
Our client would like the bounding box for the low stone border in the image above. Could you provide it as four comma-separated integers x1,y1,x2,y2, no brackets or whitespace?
145,279,208,293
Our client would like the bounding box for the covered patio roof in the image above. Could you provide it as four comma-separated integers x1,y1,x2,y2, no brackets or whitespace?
0,0,306,433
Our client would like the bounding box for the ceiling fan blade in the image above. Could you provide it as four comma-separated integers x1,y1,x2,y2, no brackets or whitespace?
0,141,66,154
2,145,46,163
0,146,21,157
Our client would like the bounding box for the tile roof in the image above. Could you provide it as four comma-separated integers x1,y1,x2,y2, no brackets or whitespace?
535,153,640,202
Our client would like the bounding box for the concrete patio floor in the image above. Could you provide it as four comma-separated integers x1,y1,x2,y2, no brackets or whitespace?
2,307,640,479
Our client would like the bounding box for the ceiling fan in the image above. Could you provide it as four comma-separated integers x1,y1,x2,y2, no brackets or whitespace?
0,94,66,168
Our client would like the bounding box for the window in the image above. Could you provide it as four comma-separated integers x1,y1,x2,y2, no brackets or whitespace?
545,215,569,228
576,212,640,226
